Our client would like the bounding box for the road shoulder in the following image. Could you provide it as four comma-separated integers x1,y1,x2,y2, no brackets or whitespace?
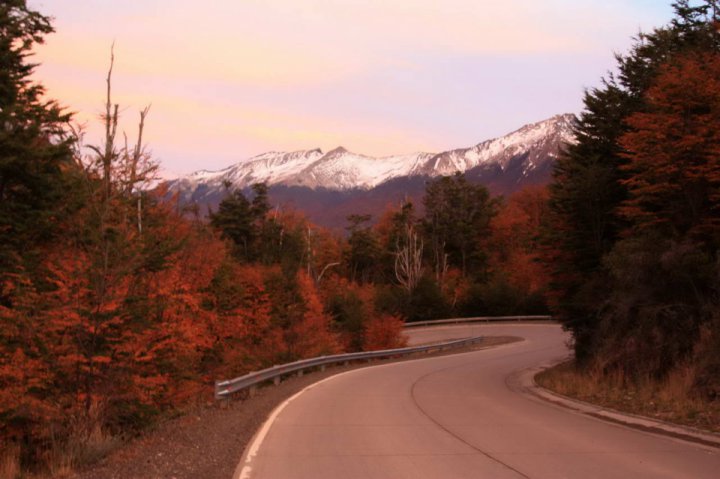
515,361,720,450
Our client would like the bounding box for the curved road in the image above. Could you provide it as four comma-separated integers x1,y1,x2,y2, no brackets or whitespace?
235,323,719,478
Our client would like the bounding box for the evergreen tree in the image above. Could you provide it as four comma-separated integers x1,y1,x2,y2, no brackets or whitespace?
210,182,302,267
344,214,381,283
210,186,255,260
422,173,497,279
0,1,76,286
249,183,296,268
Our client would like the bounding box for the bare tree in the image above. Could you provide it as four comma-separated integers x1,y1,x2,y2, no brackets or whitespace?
394,224,424,293
83,45,156,234
119,105,156,234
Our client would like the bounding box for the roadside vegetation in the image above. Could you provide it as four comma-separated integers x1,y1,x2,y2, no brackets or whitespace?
544,0,720,429
537,361,720,433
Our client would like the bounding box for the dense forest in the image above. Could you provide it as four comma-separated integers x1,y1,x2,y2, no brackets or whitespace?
547,0,720,402
1,0,719,476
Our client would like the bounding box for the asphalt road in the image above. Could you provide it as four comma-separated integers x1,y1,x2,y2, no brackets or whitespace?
235,323,720,478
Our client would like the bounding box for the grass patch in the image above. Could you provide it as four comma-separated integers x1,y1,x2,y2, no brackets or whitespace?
536,360,720,433
0,444,20,479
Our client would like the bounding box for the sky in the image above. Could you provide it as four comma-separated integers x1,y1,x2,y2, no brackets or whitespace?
30,0,675,177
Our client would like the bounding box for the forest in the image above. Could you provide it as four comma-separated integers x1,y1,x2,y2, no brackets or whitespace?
547,0,720,403
1,0,719,476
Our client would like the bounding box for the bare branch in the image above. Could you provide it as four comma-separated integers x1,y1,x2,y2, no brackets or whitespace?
394,224,424,292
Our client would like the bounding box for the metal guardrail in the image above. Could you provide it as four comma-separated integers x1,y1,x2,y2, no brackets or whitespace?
404,315,552,328
214,315,555,400
214,335,487,400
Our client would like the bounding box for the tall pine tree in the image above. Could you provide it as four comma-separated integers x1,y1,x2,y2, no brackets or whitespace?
0,1,76,288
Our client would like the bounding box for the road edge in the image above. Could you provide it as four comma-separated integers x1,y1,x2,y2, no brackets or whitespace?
518,361,720,450
231,336,523,478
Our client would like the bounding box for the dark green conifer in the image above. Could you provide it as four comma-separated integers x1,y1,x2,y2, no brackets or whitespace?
0,1,76,296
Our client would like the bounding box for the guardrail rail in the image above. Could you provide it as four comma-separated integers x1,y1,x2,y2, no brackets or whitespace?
404,315,552,328
214,315,553,400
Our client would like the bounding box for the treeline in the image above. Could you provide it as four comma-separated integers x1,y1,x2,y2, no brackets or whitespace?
547,0,720,399
210,176,551,326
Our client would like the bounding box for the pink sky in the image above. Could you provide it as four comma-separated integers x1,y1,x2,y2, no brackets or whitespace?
31,0,673,177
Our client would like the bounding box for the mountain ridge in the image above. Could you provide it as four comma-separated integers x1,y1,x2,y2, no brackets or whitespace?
167,113,575,192
164,113,577,228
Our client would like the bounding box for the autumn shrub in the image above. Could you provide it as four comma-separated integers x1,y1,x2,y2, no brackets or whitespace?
287,271,343,358
363,314,408,351
321,279,409,351
205,261,281,375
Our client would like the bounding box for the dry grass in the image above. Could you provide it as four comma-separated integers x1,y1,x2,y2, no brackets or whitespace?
33,402,123,479
0,444,20,479
537,361,720,433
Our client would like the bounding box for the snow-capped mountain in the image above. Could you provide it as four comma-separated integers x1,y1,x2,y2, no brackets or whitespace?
417,113,575,177
164,114,576,228
167,114,575,195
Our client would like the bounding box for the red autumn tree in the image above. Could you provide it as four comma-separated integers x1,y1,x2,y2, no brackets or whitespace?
489,186,551,295
287,271,342,358
131,213,226,403
619,51,720,240
0,272,56,446
362,314,408,351
206,262,284,375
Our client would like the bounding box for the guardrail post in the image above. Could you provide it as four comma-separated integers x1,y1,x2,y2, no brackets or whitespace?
248,385,257,398
320,364,326,372
273,376,281,386
297,370,304,378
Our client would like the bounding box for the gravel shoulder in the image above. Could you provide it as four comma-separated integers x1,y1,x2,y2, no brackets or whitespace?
73,336,519,479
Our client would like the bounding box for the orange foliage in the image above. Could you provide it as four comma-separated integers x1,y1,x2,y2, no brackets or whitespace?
619,52,720,240
363,314,408,351
374,203,402,247
209,263,284,374
489,186,550,294
440,267,470,309
0,190,407,465
287,272,342,358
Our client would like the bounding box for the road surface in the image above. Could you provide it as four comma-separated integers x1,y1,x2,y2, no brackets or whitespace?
235,323,719,478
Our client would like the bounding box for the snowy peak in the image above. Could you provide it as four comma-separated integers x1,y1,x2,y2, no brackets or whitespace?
421,113,575,177
290,148,435,190
323,146,349,157
166,114,576,194
165,148,319,198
